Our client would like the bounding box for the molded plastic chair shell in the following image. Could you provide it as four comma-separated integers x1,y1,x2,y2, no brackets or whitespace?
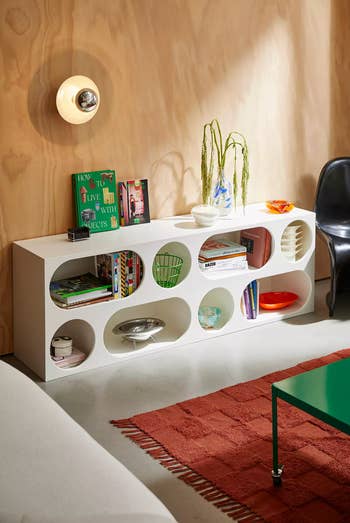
315,157,350,316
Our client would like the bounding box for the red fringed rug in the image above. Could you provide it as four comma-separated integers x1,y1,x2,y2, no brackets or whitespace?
111,349,350,522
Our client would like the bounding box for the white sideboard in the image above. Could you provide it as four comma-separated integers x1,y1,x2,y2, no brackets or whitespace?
13,203,315,381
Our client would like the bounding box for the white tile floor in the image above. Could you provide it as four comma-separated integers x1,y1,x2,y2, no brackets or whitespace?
6,279,350,522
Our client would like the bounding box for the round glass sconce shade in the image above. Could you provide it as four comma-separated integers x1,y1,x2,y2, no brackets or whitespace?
56,75,100,124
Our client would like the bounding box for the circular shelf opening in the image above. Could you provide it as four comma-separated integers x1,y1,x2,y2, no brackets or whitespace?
241,271,312,320
281,220,312,262
104,297,191,354
199,229,272,279
152,242,191,288
198,288,234,330
50,319,95,369
50,251,144,308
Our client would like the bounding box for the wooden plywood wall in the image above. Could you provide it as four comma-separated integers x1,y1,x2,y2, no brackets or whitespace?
0,0,348,355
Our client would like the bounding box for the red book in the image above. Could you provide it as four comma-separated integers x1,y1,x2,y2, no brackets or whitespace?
240,227,271,268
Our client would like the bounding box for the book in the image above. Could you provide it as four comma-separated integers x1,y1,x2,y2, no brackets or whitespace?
136,253,141,287
253,280,259,316
50,273,112,305
126,251,134,295
240,228,271,268
198,251,247,262
199,238,246,260
241,280,259,319
243,286,252,319
249,282,257,319
118,179,150,226
98,250,143,299
132,252,138,292
52,295,114,309
72,169,119,233
95,253,121,299
199,258,248,271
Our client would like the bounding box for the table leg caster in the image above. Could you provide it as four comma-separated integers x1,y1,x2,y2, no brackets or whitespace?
272,465,284,487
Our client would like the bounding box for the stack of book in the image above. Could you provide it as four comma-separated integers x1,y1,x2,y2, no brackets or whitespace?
199,238,247,272
50,273,113,308
242,280,259,319
51,347,86,368
95,250,143,299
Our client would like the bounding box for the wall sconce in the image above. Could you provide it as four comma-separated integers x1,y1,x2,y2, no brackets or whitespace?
56,75,100,124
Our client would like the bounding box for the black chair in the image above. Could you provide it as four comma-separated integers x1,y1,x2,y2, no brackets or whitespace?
315,157,350,316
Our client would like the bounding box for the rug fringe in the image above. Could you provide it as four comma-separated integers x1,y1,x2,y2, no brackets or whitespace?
111,419,264,522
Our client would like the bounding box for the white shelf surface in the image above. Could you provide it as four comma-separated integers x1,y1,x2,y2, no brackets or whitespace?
14,204,314,260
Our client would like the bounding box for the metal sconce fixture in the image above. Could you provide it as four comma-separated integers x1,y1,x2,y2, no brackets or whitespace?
56,75,100,124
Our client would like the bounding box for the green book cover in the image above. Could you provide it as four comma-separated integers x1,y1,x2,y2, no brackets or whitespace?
72,169,119,233
50,273,111,298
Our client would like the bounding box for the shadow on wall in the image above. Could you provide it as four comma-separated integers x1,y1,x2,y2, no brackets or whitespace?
313,0,350,280
295,173,317,210
27,47,114,146
330,0,350,157
150,151,200,218
286,2,330,213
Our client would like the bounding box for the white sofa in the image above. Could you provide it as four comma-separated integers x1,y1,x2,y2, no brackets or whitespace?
0,361,176,523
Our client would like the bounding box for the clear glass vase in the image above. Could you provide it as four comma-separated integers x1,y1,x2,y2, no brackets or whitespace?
212,169,233,216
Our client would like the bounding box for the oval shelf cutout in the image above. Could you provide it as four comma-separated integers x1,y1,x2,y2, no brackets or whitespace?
199,228,272,279
198,288,234,330
104,297,191,354
152,242,191,288
241,270,312,321
50,251,144,309
50,319,95,369
281,220,312,262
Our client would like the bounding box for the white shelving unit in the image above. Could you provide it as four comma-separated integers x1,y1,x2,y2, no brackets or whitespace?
13,203,315,381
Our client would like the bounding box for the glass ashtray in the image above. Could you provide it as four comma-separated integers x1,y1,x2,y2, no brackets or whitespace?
266,200,294,214
198,306,222,329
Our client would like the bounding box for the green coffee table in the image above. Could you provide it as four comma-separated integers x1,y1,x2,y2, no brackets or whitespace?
271,357,350,486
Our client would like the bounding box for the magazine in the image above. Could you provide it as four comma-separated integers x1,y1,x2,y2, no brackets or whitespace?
119,179,150,226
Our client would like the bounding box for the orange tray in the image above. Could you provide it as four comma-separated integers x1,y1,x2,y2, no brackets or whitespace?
259,291,299,310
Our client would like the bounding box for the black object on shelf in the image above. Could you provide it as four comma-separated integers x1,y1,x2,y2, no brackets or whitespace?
67,226,90,242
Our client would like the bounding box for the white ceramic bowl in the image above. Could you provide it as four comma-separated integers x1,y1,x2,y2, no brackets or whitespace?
191,204,219,227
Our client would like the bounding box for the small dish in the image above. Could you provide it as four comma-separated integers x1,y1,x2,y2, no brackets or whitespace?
198,306,222,329
266,200,294,214
259,291,299,310
191,204,219,227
